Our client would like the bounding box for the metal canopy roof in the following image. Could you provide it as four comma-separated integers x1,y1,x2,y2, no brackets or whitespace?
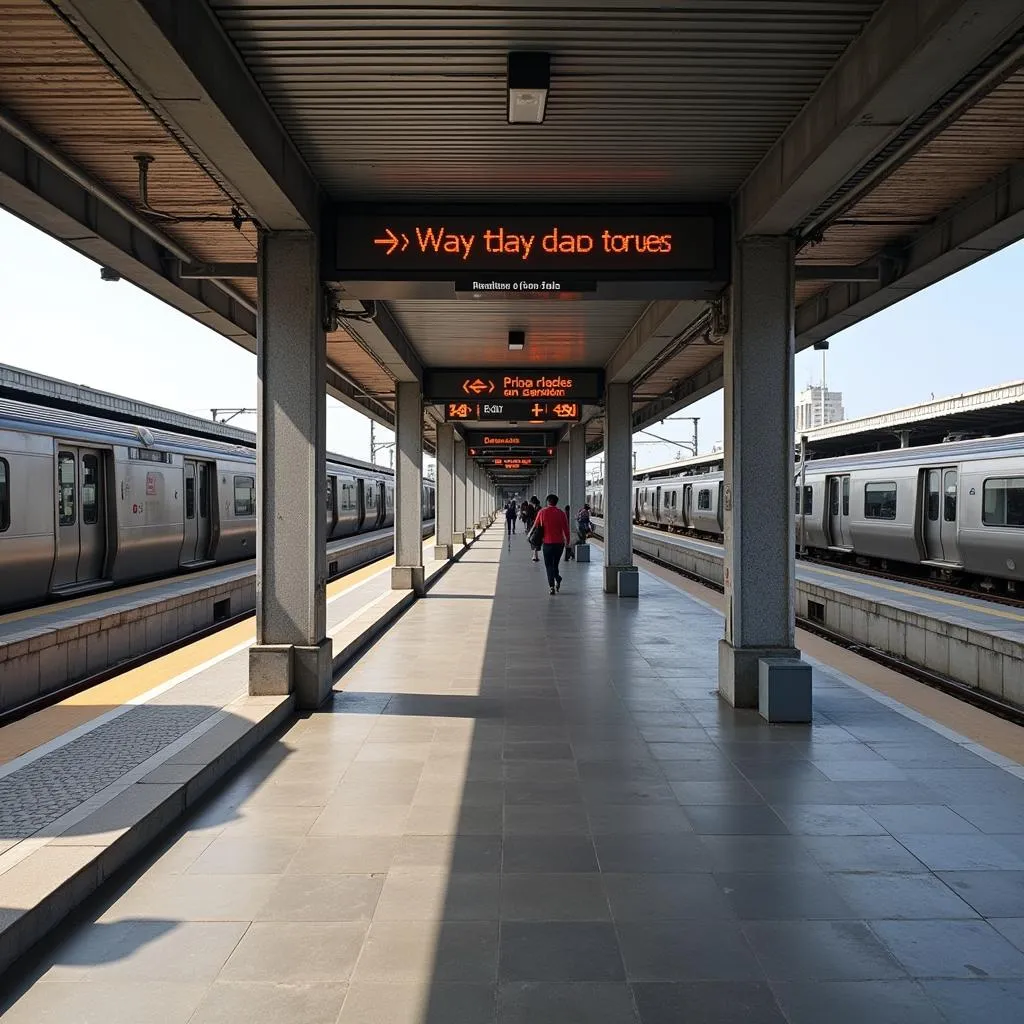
209,0,883,203
803,380,1024,459
2,0,1024,467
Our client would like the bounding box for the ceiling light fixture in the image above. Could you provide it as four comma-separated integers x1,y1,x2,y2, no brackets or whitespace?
507,52,550,124
508,330,526,351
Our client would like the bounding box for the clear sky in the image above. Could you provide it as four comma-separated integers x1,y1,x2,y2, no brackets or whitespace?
0,206,1020,473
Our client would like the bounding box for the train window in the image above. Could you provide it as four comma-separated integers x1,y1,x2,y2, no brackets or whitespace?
829,480,839,516
233,475,255,517
185,476,196,519
842,477,850,516
943,470,957,522
326,481,334,511
0,458,8,532
926,470,940,521
58,452,76,526
81,455,100,525
982,477,1024,527
864,481,897,520
198,467,209,518
794,485,813,515
366,486,376,508
697,488,711,511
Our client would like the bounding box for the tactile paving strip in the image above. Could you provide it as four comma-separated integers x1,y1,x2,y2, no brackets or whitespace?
0,704,216,840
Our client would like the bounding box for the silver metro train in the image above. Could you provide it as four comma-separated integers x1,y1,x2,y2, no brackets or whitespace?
587,434,1024,592
0,397,435,611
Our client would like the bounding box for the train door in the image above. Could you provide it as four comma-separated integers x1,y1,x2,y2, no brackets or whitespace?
923,467,960,563
182,460,213,563
827,474,851,548
683,484,692,528
326,476,337,539
654,486,662,525
52,446,107,590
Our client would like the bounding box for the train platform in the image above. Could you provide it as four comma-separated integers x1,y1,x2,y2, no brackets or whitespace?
4,526,1024,1022
0,525,434,719
621,525,1024,642
0,532,461,981
617,525,1024,708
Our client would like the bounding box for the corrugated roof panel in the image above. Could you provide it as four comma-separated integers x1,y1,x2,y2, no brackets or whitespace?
210,0,884,201
0,0,257,265
795,68,1024,302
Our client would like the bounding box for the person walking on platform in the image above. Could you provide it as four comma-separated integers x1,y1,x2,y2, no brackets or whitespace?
525,496,542,561
504,499,518,536
563,505,576,560
530,494,571,594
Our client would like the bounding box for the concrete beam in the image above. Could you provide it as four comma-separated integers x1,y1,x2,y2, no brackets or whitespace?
51,0,320,230
604,300,706,384
632,355,724,435
795,161,1024,346
340,301,423,384
631,157,1024,434
735,0,1024,238
324,365,394,430
0,123,256,349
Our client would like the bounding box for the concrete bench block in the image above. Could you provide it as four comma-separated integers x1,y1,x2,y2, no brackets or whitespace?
758,658,812,723
575,543,591,562
617,567,639,598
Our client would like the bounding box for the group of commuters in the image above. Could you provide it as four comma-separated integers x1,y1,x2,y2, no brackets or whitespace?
504,494,595,595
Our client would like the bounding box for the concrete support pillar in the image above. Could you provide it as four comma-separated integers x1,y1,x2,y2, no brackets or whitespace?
454,441,467,544
392,380,425,595
249,231,331,709
434,423,455,560
603,383,635,594
569,424,587,515
718,236,804,708
556,437,570,507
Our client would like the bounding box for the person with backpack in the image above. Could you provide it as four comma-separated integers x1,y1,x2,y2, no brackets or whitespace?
524,496,541,561
504,498,518,536
576,503,594,546
529,494,571,594
563,505,576,561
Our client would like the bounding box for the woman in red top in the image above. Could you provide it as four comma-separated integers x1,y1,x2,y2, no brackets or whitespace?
533,494,571,594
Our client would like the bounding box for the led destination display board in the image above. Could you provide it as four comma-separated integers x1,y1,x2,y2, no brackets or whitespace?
427,370,601,403
463,431,552,449
470,447,553,458
327,206,727,285
445,400,581,423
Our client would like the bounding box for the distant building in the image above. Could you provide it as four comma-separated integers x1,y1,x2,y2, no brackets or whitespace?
796,385,845,433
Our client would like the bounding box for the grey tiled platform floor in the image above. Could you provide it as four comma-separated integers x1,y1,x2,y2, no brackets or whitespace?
4,527,1024,1023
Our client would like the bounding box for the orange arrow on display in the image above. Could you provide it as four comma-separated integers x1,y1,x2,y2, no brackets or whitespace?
373,227,400,255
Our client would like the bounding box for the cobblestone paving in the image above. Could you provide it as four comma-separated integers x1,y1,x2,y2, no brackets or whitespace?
0,704,217,840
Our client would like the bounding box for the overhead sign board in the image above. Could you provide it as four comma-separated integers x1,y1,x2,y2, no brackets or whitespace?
463,431,552,449
444,400,582,423
487,457,536,470
324,206,729,297
469,447,553,458
426,370,601,403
